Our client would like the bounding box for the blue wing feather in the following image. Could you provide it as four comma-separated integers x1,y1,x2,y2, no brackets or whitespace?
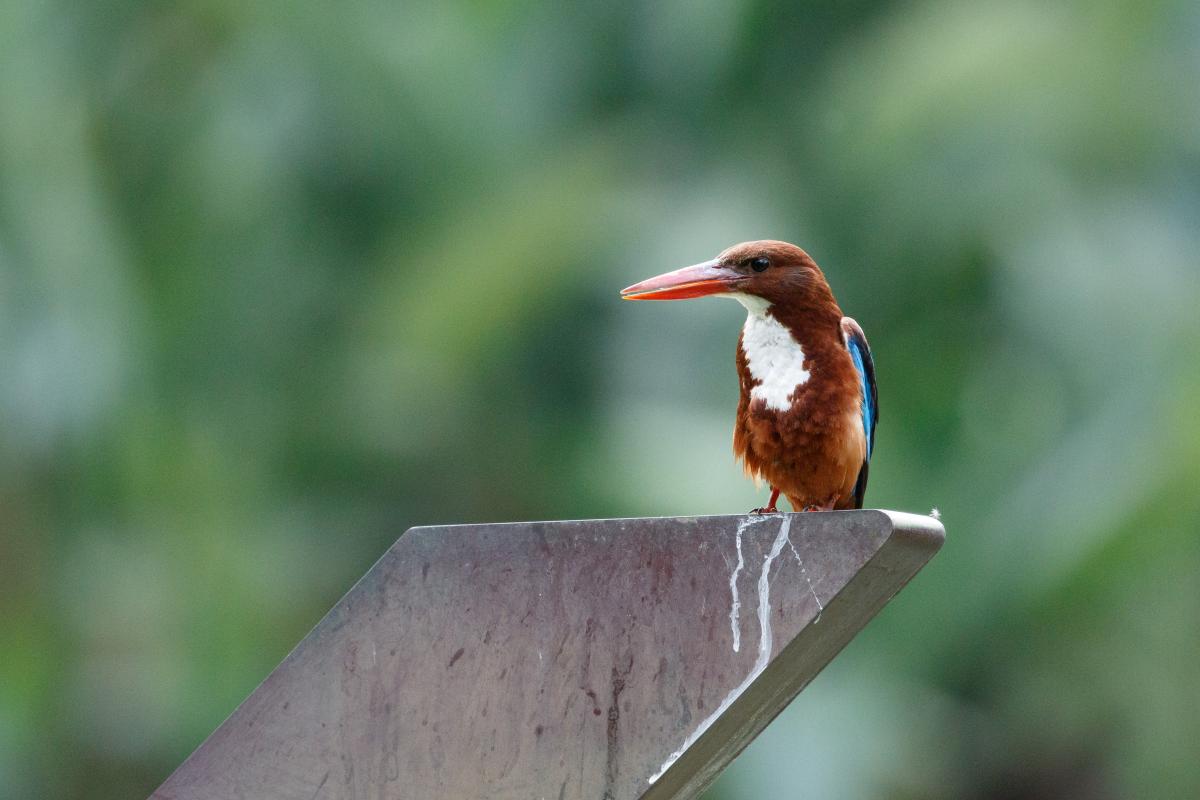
841,317,877,508
848,342,875,457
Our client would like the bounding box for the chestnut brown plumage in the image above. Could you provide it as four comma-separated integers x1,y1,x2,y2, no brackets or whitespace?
621,240,877,513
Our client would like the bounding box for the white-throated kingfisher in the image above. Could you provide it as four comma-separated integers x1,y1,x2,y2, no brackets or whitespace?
621,240,877,513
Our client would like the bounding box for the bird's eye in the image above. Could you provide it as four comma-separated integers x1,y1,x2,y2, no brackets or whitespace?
750,256,770,272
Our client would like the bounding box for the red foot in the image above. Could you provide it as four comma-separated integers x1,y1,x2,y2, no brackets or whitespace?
750,487,782,515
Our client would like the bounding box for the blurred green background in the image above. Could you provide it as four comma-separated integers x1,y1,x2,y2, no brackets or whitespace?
2,0,1198,797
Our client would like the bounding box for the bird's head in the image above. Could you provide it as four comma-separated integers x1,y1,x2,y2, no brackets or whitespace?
620,240,835,310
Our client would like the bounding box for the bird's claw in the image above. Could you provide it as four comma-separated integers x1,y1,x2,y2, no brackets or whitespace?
751,488,783,515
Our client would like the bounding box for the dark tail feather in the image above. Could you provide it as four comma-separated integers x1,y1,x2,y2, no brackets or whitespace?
852,461,870,510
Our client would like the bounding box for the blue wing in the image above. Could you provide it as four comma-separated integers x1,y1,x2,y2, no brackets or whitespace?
841,317,877,509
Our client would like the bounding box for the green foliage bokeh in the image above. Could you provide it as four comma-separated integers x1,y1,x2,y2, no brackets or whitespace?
2,1,1198,798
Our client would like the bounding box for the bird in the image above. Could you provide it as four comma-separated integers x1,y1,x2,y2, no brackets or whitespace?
620,240,877,514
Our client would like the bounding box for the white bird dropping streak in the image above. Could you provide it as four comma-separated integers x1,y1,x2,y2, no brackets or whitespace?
728,514,773,653
649,516,792,785
786,534,824,622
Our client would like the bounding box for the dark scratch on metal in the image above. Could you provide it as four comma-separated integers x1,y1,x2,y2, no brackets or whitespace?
309,770,330,799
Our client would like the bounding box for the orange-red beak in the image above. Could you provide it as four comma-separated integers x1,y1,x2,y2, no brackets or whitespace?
620,259,745,301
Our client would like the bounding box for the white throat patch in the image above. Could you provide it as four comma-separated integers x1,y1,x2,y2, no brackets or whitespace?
732,294,810,411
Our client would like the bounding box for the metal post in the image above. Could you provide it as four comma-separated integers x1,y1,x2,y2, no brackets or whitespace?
152,510,944,800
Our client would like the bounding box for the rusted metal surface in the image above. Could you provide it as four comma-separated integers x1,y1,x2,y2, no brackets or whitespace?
152,510,943,800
